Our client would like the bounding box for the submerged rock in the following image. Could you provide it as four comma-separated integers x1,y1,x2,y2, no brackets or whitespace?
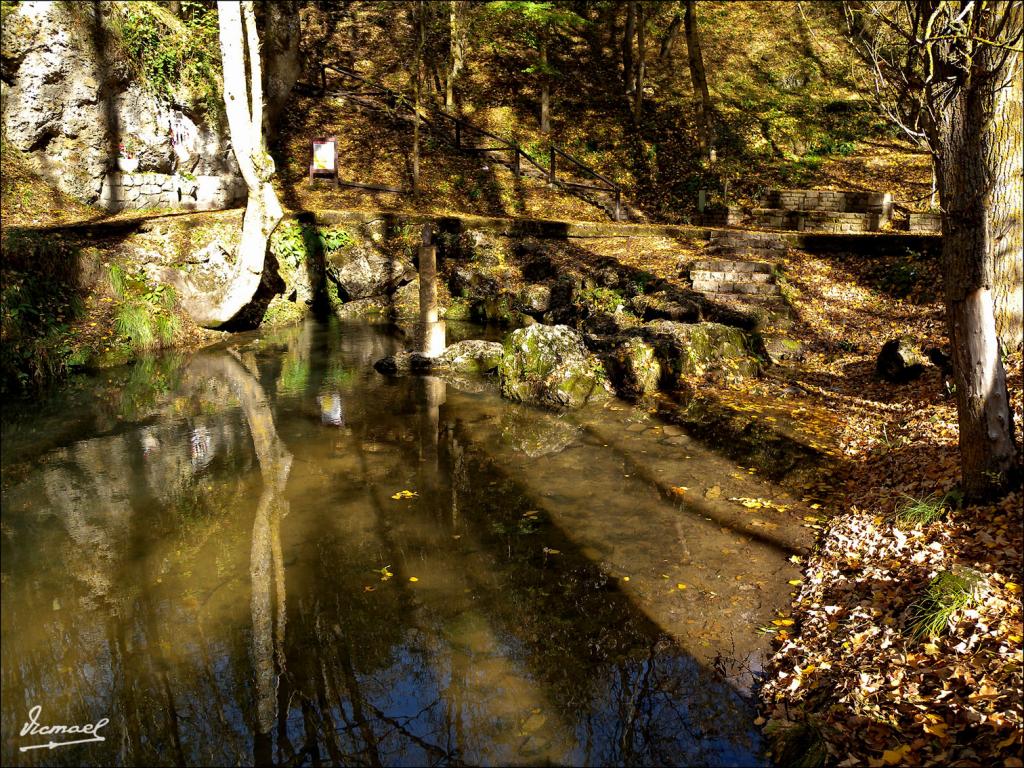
435,340,504,374
641,320,760,385
498,324,608,409
373,339,503,377
500,407,582,458
877,337,926,382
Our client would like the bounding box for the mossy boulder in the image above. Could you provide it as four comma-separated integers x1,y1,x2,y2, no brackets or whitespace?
436,340,504,375
327,245,415,300
261,295,307,328
498,324,608,409
641,320,760,385
602,337,662,401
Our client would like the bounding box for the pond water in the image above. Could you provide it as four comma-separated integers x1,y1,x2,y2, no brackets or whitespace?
1,318,810,767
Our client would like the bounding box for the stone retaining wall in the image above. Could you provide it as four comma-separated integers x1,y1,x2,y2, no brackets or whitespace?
750,208,881,233
908,213,942,233
762,189,892,217
97,172,246,213
700,205,746,227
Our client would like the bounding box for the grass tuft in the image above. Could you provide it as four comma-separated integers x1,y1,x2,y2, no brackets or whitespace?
108,263,127,299
114,303,155,350
908,568,982,640
893,491,960,529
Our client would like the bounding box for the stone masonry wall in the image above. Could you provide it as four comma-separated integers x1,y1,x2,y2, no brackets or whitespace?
763,189,892,217
907,213,942,233
97,172,246,213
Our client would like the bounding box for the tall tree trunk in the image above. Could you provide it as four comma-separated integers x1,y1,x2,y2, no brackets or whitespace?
168,1,283,329
413,0,423,190
446,0,467,111
633,3,646,123
659,8,683,61
622,2,635,92
539,37,550,134
930,45,1020,498
992,71,1023,352
262,1,302,134
684,0,714,155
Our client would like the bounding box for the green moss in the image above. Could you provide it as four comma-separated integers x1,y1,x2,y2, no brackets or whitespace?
261,295,307,328
113,1,222,118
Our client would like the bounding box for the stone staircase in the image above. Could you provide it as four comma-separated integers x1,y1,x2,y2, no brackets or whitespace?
686,231,786,297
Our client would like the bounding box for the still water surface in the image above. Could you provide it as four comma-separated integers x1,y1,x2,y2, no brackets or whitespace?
1,319,809,766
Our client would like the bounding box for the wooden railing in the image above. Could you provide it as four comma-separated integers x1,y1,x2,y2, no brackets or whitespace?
318,63,625,220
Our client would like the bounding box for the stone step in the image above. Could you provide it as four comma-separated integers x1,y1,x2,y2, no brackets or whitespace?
690,259,772,274
704,246,784,260
691,279,779,295
690,270,773,284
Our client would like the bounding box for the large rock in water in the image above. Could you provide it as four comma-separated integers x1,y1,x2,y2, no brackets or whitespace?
373,340,503,377
498,324,608,409
436,340,504,374
877,337,926,382
327,246,415,300
641,321,760,384
602,336,662,401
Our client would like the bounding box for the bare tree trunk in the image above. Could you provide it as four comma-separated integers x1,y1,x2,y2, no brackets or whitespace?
539,38,550,134
446,0,467,111
992,71,1023,352
633,3,646,123
412,0,424,190
262,1,302,134
684,0,714,155
931,50,1020,498
659,7,683,61
622,2,635,92
169,1,283,329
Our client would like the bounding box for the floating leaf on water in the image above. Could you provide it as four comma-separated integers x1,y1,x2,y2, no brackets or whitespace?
391,490,418,500
408,576,419,582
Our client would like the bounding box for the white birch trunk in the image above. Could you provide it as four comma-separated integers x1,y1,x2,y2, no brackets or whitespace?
172,1,284,328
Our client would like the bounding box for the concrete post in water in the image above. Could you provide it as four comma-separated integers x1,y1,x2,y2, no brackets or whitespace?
418,224,446,357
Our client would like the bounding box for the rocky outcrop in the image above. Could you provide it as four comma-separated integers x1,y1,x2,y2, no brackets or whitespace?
601,336,662,401
1,2,238,207
327,246,416,300
641,321,760,384
498,324,608,409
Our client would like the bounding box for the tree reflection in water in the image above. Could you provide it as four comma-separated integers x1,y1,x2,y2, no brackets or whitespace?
1,320,766,768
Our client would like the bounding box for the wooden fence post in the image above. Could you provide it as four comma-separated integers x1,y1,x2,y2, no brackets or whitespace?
549,146,556,183
455,121,461,149
417,224,445,356
615,189,622,221
513,148,521,178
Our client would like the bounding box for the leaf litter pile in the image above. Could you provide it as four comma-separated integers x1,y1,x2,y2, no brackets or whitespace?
725,246,1024,766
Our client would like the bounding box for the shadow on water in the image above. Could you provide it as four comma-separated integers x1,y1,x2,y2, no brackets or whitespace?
1,318,773,767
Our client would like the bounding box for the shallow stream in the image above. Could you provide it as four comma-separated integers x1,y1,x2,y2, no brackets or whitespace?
1,319,811,766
